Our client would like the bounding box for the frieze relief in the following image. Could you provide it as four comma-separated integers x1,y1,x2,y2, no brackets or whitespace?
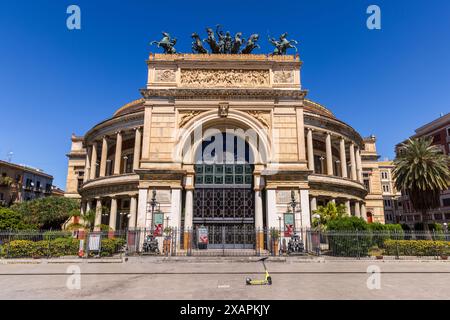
273,70,294,83
155,69,176,82
180,69,270,87
178,110,204,128
246,110,271,129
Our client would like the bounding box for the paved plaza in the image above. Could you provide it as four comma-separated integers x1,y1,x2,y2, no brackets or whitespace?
0,259,449,299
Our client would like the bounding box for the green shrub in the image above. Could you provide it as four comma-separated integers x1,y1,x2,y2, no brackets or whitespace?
4,238,81,258
48,238,80,256
384,240,450,256
6,240,47,258
327,216,369,231
0,208,36,230
43,231,72,240
99,238,126,257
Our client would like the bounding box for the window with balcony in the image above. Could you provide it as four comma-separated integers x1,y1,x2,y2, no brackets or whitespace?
442,197,450,207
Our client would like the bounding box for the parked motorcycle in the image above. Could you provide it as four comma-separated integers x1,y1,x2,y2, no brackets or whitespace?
287,234,304,255
142,234,160,254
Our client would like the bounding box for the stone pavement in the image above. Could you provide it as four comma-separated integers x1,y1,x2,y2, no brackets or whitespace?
0,258,449,299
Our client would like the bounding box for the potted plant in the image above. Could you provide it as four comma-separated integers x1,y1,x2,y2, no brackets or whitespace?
163,227,173,254
440,245,449,260
369,245,384,260
270,229,280,256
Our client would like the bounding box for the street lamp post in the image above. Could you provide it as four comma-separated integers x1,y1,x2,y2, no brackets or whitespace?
288,190,300,232
146,188,160,233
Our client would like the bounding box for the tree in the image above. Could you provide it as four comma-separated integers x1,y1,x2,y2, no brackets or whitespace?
393,137,450,232
0,207,36,230
312,202,347,229
11,196,80,230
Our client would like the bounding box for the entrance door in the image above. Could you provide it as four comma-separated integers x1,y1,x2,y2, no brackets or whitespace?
193,133,255,249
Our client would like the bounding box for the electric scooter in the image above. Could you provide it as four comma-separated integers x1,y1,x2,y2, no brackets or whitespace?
246,257,272,285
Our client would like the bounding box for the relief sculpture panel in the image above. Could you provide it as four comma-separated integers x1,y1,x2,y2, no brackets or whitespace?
180,69,270,87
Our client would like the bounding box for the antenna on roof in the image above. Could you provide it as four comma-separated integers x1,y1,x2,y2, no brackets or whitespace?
440,112,444,117
6,151,13,163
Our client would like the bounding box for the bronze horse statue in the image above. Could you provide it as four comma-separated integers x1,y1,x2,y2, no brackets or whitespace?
231,32,244,54
241,34,260,54
268,32,298,55
150,32,177,54
191,32,208,54
203,28,220,53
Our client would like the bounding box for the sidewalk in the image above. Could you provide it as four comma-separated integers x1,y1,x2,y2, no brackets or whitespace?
2,254,448,264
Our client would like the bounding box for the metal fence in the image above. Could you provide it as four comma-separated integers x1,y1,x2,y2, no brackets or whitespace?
0,228,449,259
305,230,450,259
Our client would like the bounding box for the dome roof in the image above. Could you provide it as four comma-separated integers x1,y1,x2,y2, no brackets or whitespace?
113,98,145,117
303,99,335,119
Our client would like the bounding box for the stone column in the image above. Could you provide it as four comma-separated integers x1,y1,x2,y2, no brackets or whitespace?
94,198,102,231
325,132,333,176
306,128,314,172
99,136,108,177
84,147,91,183
184,189,193,250
349,143,357,181
355,147,363,183
170,189,182,243
310,197,317,213
300,189,311,229
345,200,351,215
90,142,98,180
109,197,117,232
254,189,264,251
361,203,367,220
80,201,86,216
354,201,361,217
339,138,348,178
141,107,152,159
85,200,91,213
129,195,137,229
133,127,142,171
136,188,149,228
113,131,123,175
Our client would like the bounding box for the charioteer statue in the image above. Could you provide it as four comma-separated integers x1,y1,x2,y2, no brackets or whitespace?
150,32,177,54
150,27,298,56
268,32,298,55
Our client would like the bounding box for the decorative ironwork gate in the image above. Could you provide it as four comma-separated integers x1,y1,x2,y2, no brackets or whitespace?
193,163,255,248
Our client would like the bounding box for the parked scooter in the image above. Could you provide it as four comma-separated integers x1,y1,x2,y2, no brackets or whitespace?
287,233,304,254
142,234,160,254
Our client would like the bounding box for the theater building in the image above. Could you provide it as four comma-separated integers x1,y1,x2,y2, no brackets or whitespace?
65,53,383,249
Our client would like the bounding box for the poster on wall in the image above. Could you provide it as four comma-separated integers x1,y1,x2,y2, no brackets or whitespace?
153,212,164,236
197,226,208,249
284,213,294,237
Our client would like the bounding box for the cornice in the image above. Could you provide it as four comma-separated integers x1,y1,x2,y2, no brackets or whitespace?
140,88,307,100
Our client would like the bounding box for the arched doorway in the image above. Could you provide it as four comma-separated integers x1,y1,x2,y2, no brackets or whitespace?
193,132,255,248
367,212,373,223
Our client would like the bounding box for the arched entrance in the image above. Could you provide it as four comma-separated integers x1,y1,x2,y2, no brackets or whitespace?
193,132,256,248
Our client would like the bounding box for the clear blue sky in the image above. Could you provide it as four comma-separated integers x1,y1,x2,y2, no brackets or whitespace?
0,0,449,189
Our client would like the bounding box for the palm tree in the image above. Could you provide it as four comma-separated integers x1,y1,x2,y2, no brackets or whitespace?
393,137,450,232
312,201,347,230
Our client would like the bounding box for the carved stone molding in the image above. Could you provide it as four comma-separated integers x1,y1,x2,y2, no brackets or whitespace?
219,102,229,117
273,70,294,83
246,110,271,129
178,110,203,128
180,69,270,87
155,69,176,82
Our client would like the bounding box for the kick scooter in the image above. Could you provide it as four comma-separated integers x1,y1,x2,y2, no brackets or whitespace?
246,257,272,285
